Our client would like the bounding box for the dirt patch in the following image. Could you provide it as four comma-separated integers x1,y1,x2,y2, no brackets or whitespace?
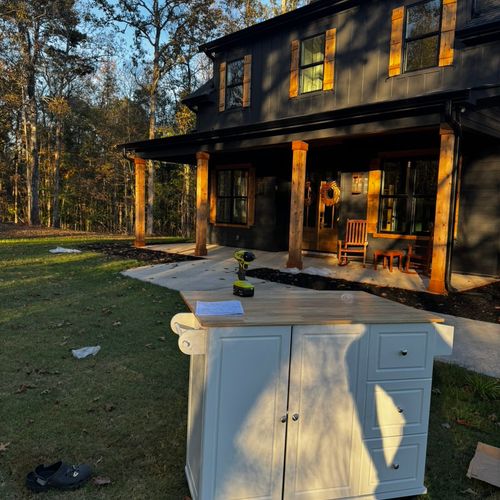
0,222,98,239
78,242,200,264
247,268,500,324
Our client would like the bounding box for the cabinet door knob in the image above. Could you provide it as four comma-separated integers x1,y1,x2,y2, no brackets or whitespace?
397,407,404,414
400,349,408,356
292,413,299,421
392,463,400,470
280,415,287,423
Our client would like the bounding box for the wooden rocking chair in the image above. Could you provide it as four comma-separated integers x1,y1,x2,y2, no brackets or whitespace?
405,232,433,275
337,219,368,267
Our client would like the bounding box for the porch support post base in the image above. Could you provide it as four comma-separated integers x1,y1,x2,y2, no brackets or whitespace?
428,125,455,295
287,141,308,269
134,157,146,248
195,151,210,257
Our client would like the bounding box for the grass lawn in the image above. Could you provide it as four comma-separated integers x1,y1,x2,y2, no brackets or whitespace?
0,235,499,499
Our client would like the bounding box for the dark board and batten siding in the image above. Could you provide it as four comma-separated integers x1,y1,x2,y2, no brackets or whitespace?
196,0,500,135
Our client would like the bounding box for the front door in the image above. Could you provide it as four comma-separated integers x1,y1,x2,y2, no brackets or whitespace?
303,171,341,253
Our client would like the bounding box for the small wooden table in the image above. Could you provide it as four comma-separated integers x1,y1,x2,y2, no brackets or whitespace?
373,249,404,272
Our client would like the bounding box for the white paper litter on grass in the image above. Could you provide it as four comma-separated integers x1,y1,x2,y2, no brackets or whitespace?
72,346,101,359
195,300,244,316
50,247,82,254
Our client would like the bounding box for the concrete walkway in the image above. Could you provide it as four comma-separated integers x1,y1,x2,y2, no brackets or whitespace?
122,243,500,378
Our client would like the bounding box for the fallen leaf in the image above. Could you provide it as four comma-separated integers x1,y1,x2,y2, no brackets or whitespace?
112,321,121,327
93,476,111,486
488,413,498,422
431,388,441,395
456,419,472,427
0,442,10,452
441,422,451,429
15,384,36,394
145,343,153,349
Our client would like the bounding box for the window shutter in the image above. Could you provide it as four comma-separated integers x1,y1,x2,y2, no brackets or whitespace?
209,170,216,223
289,39,299,98
439,0,457,67
389,6,404,77
323,28,336,91
243,54,252,108
218,62,226,112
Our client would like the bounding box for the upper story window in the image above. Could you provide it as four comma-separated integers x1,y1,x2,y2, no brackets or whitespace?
379,158,438,235
226,59,244,109
289,29,336,98
389,0,457,77
218,55,252,112
300,34,325,94
404,0,442,72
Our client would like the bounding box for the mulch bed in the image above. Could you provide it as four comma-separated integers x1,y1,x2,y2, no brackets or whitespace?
78,242,201,264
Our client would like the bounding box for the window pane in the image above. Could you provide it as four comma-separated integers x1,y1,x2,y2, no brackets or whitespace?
383,162,407,195
301,35,325,66
413,197,435,233
404,35,439,71
406,0,441,38
232,198,248,224
414,160,438,195
300,65,324,93
233,170,248,196
217,171,232,196
227,59,244,86
216,198,231,223
226,84,243,109
380,197,408,233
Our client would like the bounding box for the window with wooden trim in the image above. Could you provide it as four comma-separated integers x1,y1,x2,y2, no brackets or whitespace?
212,166,255,226
403,0,442,72
379,158,438,235
290,29,336,97
389,0,456,76
219,55,252,111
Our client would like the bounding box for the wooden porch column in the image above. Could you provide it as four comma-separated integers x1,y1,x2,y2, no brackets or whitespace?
195,151,210,256
428,126,456,294
287,141,308,269
134,157,146,248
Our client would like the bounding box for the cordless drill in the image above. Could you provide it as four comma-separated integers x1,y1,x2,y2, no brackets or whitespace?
233,250,256,297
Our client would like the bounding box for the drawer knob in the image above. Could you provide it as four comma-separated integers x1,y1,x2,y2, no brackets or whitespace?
392,463,400,470
400,349,408,356
292,413,300,422
397,407,404,414
280,415,287,423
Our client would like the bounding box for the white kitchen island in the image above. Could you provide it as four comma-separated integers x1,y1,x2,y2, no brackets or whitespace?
171,289,454,500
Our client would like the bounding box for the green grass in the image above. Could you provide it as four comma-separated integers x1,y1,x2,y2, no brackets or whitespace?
0,237,191,499
0,236,499,499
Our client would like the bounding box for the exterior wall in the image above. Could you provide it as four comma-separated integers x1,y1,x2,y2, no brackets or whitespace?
452,136,500,276
196,0,500,133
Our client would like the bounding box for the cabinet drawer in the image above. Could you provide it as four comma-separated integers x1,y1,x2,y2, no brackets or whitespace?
363,379,432,438
359,434,427,496
368,325,434,380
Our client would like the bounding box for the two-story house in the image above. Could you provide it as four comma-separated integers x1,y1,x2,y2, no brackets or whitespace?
121,0,500,294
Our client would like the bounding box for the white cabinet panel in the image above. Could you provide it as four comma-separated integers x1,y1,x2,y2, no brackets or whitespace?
363,379,432,439
368,325,434,380
201,327,291,500
359,435,428,496
284,325,367,500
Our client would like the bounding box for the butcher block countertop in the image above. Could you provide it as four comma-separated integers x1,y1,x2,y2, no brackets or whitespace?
180,288,444,328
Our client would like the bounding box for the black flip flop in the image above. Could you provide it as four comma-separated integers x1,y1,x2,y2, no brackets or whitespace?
26,461,92,493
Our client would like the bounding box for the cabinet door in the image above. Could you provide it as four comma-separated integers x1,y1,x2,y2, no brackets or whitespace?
200,326,291,500
284,325,367,500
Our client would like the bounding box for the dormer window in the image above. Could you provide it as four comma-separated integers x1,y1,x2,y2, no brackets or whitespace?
403,0,442,72
300,34,325,93
226,59,244,109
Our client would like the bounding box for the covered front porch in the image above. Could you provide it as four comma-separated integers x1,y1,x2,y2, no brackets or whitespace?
131,242,496,293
